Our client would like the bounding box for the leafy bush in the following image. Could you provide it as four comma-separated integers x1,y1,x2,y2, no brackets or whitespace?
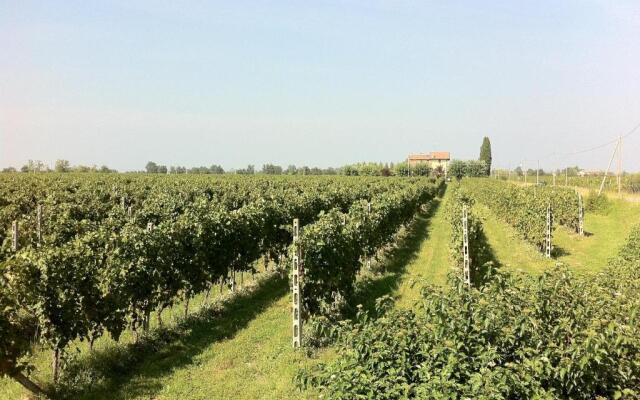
297,225,640,399
585,191,610,215
298,266,640,399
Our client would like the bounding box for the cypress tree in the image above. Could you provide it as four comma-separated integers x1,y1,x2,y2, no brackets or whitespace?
479,137,492,176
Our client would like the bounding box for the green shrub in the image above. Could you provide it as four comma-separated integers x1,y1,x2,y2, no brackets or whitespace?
298,265,640,399
585,191,610,214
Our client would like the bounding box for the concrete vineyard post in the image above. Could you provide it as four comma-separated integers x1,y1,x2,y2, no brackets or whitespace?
36,204,42,245
12,220,18,251
546,204,552,258
462,205,470,287
578,193,584,236
292,218,302,348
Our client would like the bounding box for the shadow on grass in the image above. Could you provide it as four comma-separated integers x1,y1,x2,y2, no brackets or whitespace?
552,245,571,257
352,198,442,314
54,272,288,400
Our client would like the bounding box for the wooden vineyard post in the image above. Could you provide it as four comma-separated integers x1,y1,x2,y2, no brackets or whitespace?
36,204,42,245
292,218,302,348
462,205,470,287
128,206,133,219
546,204,552,258
11,220,19,251
578,193,584,236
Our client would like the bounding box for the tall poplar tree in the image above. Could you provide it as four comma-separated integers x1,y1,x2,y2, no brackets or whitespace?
479,137,492,176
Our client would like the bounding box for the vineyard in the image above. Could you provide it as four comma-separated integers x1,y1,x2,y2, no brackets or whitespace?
0,174,639,399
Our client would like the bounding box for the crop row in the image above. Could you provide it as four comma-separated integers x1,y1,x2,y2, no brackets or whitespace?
461,179,582,251
0,174,439,395
292,181,439,318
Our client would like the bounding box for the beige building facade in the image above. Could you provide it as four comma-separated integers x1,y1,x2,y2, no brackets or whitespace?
407,151,451,174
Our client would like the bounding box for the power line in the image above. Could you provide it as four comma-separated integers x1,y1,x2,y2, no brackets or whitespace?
519,120,640,164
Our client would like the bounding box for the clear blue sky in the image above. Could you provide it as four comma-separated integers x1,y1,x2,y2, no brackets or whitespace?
1,1,639,171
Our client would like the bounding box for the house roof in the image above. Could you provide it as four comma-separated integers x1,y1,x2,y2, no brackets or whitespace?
408,152,450,161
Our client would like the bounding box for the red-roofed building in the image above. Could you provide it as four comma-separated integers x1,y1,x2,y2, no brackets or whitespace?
407,152,450,174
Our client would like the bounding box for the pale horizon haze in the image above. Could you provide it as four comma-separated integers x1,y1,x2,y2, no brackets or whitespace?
1,1,639,171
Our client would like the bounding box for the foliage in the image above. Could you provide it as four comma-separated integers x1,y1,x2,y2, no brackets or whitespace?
293,179,440,316
0,174,436,393
462,179,582,251
449,160,487,180
479,136,492,175
585,191,611,214
298,260,640,399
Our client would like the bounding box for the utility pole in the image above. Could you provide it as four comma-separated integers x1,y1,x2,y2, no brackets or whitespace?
598,139,621,196
617,135,622,195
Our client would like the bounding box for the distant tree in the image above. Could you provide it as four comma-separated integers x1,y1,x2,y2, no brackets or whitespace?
99,165,115,173
262,164,283,175
285,165,297,175
209,164,224,174
22,160,47,173
479,137,492,176
145,161,158,173
2,167,16,173
381,164,392,176
413,163,431,176
236,165,255,175
157,165,168,174
514,166,523,176
449,160,486,179
433,165,445,178
449,160,466,180
393,162,409,176
341,165,358,176
54,159,71,173
324,167,337,175
467,160,487,177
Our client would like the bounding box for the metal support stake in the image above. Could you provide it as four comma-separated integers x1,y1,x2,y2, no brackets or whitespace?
462,205,470,287
292,218,302,348
546,204,552,258
11,220,19,251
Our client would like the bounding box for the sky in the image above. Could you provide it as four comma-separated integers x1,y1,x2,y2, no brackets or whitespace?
1,0,639,171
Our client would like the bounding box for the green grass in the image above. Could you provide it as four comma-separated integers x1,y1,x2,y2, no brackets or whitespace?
474,203,553,275
476,196,640,275
553,198,640,273
394,194,451,309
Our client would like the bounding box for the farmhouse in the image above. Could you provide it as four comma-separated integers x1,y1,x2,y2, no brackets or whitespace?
407,151,450,174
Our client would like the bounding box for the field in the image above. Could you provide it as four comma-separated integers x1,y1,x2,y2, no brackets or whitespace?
1,174,639,399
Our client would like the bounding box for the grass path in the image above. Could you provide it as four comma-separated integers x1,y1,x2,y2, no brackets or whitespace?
476,197,640,275
553,198,640,273
475,203,553,274
394,193,452,308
